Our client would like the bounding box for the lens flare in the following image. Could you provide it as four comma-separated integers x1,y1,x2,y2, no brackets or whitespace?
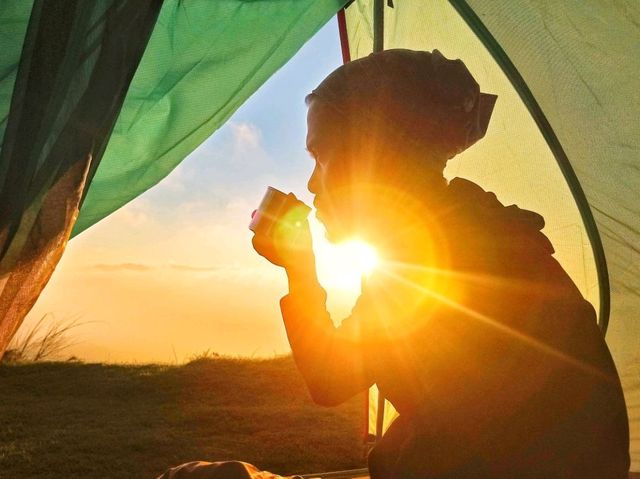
311,221,379,292
341,239,379,276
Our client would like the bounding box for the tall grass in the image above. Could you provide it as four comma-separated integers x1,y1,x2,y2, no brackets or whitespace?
3,313,85,363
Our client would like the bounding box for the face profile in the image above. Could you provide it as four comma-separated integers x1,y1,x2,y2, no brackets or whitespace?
305,99,360,243
304,49,496,248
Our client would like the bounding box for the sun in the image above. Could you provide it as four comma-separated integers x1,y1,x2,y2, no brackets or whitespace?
338,239,379,276
311,220,379,293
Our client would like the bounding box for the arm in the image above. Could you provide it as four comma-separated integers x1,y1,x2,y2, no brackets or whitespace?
281,259,374,406
251,208,373,406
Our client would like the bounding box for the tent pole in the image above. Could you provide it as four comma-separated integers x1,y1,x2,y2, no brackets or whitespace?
373,0,384,52
376,390,386,440
337,8,351,63
372,0,386,442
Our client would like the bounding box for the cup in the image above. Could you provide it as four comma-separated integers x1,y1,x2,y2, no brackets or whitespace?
249,187,311,237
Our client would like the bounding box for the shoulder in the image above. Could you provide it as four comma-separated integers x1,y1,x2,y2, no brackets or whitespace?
444,177,554,260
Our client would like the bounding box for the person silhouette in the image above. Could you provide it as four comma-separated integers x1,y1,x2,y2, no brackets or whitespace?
252,49,630,478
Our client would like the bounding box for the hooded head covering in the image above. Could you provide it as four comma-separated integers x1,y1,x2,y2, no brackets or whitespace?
309,49,497,163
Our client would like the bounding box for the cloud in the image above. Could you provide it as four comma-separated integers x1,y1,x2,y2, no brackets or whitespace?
227,122,271,167
108,200,152,227
90,263,230,274
91,263,155,272
168,264,223,272
230,122,262,151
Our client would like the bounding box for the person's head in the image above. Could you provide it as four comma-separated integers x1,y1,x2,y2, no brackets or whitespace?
306,49,496,245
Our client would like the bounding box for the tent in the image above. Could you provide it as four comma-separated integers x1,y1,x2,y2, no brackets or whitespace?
1,0,638,474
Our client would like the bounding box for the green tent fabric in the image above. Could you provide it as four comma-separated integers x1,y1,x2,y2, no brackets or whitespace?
0,0,162,356
341,0,639,471
71,0,347,236
0,2,31,156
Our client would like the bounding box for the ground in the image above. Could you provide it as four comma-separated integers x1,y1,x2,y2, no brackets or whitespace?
0,356,366,479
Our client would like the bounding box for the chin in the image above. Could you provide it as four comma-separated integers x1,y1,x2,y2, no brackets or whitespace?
318,211,369,244
324,229,346,244
324,223,363,245
320,219,350,244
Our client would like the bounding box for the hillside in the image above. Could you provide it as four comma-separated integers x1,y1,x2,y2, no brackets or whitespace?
0,356,366,479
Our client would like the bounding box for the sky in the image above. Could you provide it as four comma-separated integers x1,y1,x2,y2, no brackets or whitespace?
19,18,357,363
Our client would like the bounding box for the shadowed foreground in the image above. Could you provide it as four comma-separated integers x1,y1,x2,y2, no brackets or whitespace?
0,356,365,479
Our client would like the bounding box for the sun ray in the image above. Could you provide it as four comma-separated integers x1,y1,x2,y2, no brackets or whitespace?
382,259,544,292
376,264,614,382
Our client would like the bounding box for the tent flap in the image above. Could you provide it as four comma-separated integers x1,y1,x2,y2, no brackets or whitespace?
0,0,162,357
72,0,347,236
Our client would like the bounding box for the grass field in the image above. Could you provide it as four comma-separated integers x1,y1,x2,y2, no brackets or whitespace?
0,356,366,479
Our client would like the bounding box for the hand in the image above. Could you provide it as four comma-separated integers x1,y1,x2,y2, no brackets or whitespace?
251,206,315,270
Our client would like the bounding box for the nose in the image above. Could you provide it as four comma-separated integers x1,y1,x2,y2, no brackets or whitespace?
307,163,321,195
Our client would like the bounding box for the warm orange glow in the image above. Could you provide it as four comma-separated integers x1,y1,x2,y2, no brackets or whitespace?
313,231,378,292
378,264,611,381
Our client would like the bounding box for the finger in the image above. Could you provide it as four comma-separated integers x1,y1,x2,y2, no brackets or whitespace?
252,233,268,253
252,234,283,266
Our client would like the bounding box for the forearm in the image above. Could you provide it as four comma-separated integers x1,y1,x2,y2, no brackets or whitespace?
281,261,372,405
285,252,320,296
